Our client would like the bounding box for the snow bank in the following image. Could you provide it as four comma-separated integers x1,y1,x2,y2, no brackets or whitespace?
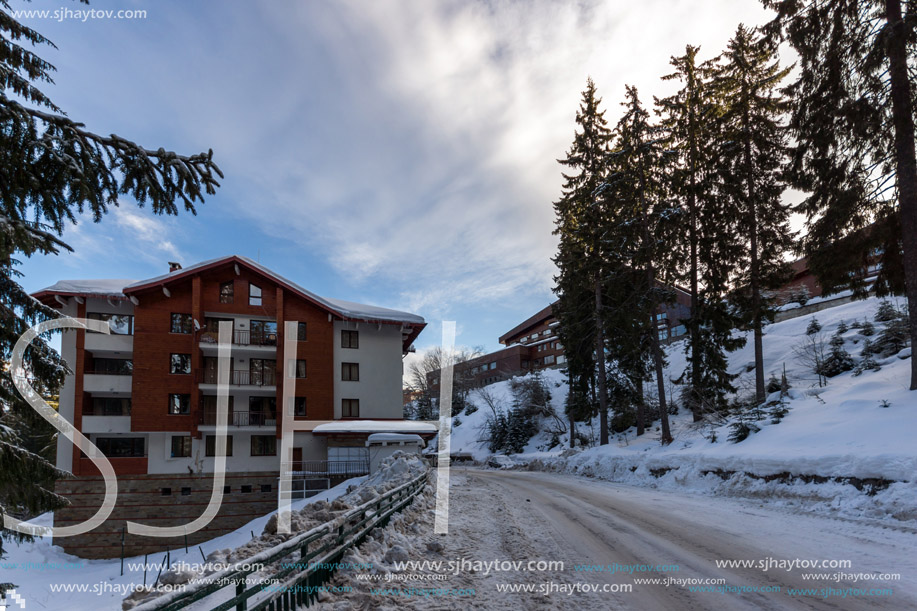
123,453,430,610
437,295,916,522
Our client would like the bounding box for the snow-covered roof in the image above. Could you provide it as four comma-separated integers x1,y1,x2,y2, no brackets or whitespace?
34,279,134,298
124,255,424,325
34,255,425,328
312,420,438,435
367,433,425,445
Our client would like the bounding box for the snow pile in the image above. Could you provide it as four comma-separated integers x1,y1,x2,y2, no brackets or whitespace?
124,455,430,609
310,465,440,609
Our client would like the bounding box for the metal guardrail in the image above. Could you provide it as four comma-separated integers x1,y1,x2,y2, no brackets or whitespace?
134,471,428,611
282,460,370,478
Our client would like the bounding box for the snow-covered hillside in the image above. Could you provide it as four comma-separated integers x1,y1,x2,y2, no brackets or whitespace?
438,295,916,520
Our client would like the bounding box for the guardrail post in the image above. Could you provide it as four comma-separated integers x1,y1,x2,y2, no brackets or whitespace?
235,582,246,611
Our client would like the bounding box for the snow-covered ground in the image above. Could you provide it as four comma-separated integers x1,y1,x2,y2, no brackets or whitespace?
318,469,917,610
0,478,364,611
439,295,916,522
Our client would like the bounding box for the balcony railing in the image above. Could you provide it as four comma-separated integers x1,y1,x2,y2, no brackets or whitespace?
281,460,370,478
200,330,278,347
198,369,277,386
200,410,277,427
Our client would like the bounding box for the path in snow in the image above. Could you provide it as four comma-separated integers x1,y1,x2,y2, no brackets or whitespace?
368,468,916,610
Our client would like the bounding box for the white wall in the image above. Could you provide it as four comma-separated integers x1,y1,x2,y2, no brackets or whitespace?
332,321,404,419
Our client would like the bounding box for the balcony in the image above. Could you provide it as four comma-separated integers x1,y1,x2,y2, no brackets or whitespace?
83,373,132,393
197,369,276,387
200,410,277,427
200,330,277,347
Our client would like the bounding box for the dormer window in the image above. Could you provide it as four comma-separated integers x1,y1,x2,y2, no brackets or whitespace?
219,281,234,304
249,283,262,306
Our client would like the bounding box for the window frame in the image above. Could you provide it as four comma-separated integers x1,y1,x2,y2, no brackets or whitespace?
341,362,360,382
293,396,307,417
205,435,234,457
249,282,262,306
86,312,134,335
168,393,191,415
297,322,307,342
170,313,193,334
341,329,359,349
170,353,192,374
250,435,277,457
170,435,192,458
219,281,234,304
342,398,360,418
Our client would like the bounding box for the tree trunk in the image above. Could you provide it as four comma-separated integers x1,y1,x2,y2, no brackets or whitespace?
635,376,645,436
744,104,766,404
595,271,609,444
886,0,917,391
689,155,702,420
569,413,576,448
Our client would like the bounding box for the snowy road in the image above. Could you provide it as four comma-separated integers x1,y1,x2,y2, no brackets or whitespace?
412,468,917,611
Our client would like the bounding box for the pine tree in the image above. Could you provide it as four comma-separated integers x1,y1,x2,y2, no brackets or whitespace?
553,78,614,444
606,86,676,444
807,317,822,335
821,331,855,377
714,25,794,405
0,1,222,558
658,46,743,418
764,0,917,390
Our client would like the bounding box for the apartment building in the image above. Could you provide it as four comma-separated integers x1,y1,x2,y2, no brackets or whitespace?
428,289,691,390
33,255,433,558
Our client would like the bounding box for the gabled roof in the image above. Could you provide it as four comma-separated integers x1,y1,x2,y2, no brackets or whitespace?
33,256,425,348
123,255,425,326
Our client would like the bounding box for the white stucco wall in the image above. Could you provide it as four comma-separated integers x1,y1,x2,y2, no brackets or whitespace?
332,321,404,419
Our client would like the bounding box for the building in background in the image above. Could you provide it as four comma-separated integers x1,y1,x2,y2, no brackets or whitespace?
33,255,433,558
428,287,691,390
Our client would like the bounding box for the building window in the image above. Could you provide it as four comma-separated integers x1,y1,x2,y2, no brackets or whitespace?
89,397,131,416
297,321,307,341
250,320,278,345
170,353,191,374
249,283,262,306
170,436,192,458
291,359,307,379
181,487,192,496
261,484,271,493
294,397,307,417
555,342,563,350
557,355,566,364
544,355,555,365
89,357,132,375
161,488,171,496
170,313,193,334
521,360,529,368
241,485,252,494
205,435,234,457
341,330,359,348
341,362,360,381
94,437,145,458
168,393,191,415
328,446,368,463
251,435,276,456
489,362,496,370
223,485,231,494
87,312,134,335
220,281,234,303
342,399,360,418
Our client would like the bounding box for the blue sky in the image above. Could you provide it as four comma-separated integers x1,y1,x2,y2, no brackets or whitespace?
14,0,773,359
